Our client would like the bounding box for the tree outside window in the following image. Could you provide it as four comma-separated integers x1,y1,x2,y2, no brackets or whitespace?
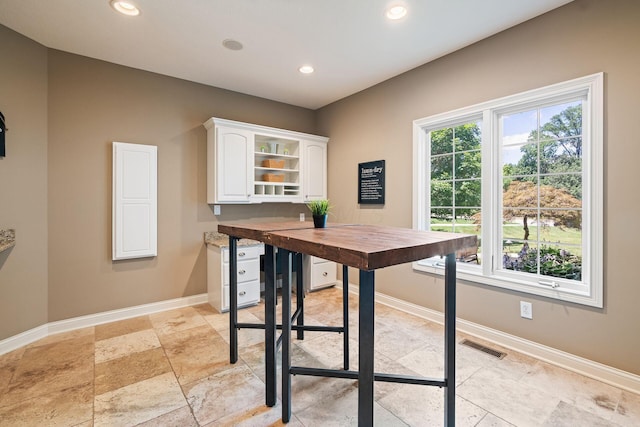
500,101,583,281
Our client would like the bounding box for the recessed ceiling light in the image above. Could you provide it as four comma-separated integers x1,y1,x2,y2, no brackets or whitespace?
299,65,314,74
110,0,140,16
386,5,407,20
222,39,244,51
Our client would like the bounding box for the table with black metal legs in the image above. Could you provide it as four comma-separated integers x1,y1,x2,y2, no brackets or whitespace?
266,225,476,426
218,221,352,407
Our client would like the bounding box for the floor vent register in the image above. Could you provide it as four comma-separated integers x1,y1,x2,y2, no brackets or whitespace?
459,339,507,359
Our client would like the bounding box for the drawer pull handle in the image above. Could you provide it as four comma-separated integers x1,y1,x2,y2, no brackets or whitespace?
323,272,328,277
238,252,246,257
239,270,246,275
239,291,246,296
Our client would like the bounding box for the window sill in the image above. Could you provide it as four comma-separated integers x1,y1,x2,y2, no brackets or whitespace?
412,261,602,308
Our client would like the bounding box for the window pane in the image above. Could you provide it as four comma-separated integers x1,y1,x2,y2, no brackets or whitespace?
502,242,538,275
430,210,453,232
502,109,537,144
502,141,539,177
540,182,582,208
550,136,582,161
455,151,481,179
455,207,481,219
453,122,482,151
431,207,452,218
502,178,538,209
454,214,482,265
541,173,582,200
540,210,582,248
430,128,453,155
431,154,453,180
538,243,582,281
455,180,481,207
539,101,582,135
430,181,452,207
503,208,539,242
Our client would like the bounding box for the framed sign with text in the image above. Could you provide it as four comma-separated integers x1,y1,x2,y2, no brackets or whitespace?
358,160,385,204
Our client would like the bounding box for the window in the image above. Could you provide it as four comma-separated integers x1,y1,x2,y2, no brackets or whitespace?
413,73,603,307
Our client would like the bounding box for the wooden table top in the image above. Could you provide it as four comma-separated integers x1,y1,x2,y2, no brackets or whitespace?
218,221,351,242
221,222,477,271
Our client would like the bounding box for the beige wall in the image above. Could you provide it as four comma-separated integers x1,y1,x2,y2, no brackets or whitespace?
46,51,316,321
2,0,638,377
317,0,640,374
0,26,49,339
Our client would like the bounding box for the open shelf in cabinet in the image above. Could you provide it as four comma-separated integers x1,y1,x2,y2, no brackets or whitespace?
253,134,300,200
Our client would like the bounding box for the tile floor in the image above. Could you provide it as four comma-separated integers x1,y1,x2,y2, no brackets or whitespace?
0,287,639,426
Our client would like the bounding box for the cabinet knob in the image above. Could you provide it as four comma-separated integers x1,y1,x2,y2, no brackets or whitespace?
238,252,246,257
239,291,246,296
239,269,246,275
323,272,328,277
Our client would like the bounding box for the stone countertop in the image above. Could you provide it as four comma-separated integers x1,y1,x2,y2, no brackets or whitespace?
0,229,16,253
204,231,262,248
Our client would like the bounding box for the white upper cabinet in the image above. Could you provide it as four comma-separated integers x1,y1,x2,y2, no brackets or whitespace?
302,140,327,202
213,126,253,203
204,117,328,204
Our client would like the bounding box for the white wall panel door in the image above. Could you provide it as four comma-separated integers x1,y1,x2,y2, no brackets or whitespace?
112,142,158,260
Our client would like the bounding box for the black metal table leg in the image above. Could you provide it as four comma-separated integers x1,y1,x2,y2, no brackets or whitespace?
343,265,349,370
358,269,375,426
444,252,456,426
229,236,238,364
296,252,304,340
264,244,277,407
281,249,293,423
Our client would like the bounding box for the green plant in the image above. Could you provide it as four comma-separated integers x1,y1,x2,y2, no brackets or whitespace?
503,245,582,280
307,199,330,216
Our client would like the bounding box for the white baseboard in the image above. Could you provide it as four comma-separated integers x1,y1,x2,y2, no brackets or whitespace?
0,324,49,356
343,283,640,395
0,293,208,356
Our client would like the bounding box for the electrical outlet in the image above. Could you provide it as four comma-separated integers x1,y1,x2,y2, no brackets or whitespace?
520,301,533,319
213,205,221,216
299,213,305,221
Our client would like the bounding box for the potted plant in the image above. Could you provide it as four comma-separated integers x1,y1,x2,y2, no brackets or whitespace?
307,199,330,228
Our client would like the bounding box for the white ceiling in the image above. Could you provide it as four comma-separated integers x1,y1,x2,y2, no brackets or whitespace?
0,0,573,109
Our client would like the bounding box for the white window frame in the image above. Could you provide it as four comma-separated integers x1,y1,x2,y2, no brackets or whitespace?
412,73,603,307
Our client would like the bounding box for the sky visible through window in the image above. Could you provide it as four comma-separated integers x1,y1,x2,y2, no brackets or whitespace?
501,102,579,165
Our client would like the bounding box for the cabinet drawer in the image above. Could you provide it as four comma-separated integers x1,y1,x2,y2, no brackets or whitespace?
311,255,328,265
311,262,337,289
223,281,260,311
223,245,263,263
223,258,260,285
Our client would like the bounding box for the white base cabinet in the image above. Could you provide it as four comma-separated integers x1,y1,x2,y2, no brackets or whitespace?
304,255,337,292
207,243,264,312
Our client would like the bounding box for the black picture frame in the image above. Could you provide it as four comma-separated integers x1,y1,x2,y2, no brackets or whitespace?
0,112,5,157
358,160,385,204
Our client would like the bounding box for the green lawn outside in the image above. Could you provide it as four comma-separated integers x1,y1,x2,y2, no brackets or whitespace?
430,219,582,256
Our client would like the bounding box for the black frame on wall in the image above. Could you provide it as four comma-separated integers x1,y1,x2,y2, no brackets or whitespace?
358,160,385,204
0,111,6,157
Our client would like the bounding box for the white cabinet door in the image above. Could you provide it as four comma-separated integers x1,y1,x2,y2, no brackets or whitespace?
112,142,157,260
205,119,253,203
215,127,253,203
302,140,327,201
